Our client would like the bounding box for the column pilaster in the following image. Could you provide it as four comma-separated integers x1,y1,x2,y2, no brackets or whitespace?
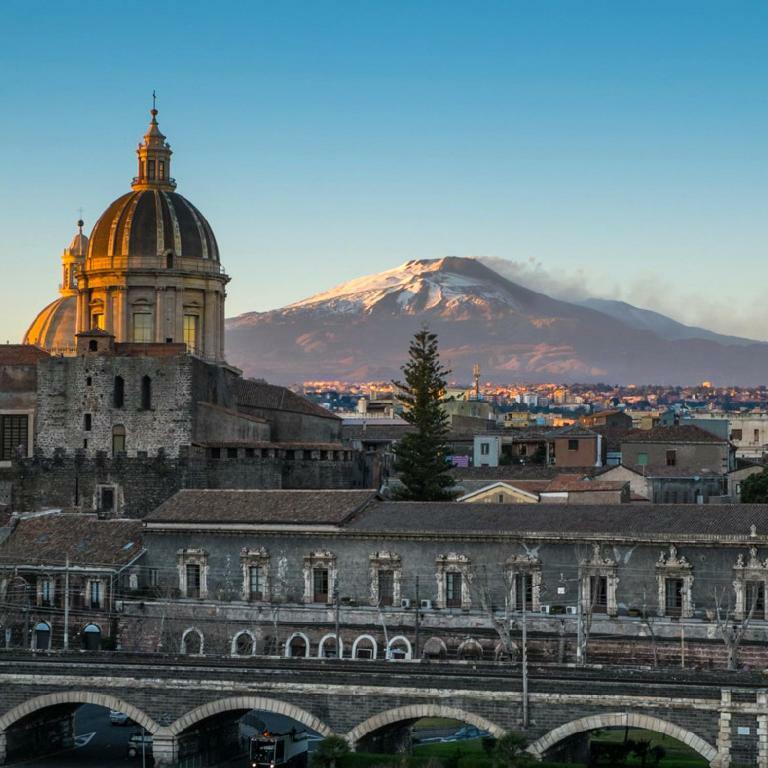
715,689,732,768
151,730,178,766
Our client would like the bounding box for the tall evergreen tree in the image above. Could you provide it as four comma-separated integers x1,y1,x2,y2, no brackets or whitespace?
392,328,455,501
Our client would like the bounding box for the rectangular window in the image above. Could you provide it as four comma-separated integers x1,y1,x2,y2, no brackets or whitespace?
568,439,579,451
132,312,153,343
480,442,490,456
746,581,765,615
88,580,102,609
148,568,159,587
84,413,92,431
158,160,165,180
91,312,104,330
590,575,608,613
98,486,115,514
731,429,743,441
378,570,394,606
186,564,201,598
665,578,684,615
248,566,262,601
40,578,54,607
147,159,155,180
313,568,329,603
755,429,761,444
183,314,199,354
637,452,648,466
0,414,29,460
445,572,462,608
513,572,533,611
666,449,677,466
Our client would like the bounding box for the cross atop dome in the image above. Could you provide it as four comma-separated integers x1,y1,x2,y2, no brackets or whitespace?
131,97,176,191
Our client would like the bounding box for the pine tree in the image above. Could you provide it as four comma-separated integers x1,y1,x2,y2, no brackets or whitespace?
392,328,455,501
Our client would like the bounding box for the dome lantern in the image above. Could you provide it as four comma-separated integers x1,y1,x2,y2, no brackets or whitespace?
131,97,176,191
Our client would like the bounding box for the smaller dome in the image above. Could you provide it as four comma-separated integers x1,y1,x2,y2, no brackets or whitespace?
67,231,89,257
24,296,77,354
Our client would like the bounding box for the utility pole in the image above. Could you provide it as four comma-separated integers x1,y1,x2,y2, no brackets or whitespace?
681,624,686,668
333,584,340,659
576,578,584,666
521,571,529,728
63,556,70,651
414,575,421,659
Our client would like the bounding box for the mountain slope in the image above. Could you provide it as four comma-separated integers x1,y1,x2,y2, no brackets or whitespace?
579,297,757,347
226,257,768,385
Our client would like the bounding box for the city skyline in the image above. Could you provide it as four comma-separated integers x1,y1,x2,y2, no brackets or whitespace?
1,1,767,346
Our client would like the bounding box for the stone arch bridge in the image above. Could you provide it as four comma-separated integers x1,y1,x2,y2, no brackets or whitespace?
0,654,765,766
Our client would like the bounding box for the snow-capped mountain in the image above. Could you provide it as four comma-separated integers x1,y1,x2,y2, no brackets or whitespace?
226,257,768,385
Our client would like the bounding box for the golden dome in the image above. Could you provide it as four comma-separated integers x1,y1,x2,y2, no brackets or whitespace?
23,295,77,354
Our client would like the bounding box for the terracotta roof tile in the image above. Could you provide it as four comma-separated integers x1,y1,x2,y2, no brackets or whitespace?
146,489,377,526
0,345,50,365
622,425,727,444
235,380,340,421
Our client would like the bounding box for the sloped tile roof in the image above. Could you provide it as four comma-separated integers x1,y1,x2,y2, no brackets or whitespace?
146,489,377,526
622,425,727,444
0,513,142,568
0,345,50,365
235,379,340,421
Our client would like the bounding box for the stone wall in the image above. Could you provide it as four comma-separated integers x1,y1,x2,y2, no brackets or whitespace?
0,451,367,517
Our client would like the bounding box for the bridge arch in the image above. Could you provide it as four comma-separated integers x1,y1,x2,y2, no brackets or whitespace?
346,704,505,748
0,691,160,734
167,696,333,738
528,712,717,764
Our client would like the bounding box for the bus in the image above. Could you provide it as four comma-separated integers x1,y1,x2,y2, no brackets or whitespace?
249,729,309,767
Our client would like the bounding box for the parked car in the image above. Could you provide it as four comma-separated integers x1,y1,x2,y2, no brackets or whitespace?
127,731,153,758
109,710,129,726
440,725,490,742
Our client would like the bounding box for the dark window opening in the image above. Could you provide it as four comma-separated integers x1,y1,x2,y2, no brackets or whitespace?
99,487,115,514
513,572,533,611
141,376,152,410
248,566,262,601
112,425,126,456
209,447,221,459
89,340,98,352
227,447,238,459
186,564,201,598
590,575,608,613
147,159,155,180
747,581,765,615
86,376,92,386
166,252,173,269
666,449,677,466
84,413,92,431
378,570,394,606
665,578,684,615
113,376,125,408
445,572,462,608
568,439,579,451
313,568,329,603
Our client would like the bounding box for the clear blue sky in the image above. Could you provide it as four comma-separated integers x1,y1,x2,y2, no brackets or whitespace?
1,0,766,343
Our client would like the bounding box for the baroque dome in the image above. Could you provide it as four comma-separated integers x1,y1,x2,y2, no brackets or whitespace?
23,295,77,354
87,189,219,263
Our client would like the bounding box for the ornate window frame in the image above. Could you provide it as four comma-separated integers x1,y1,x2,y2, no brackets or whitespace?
656,544,694,618
505,554,542,612
177,548,209,599
303,550,336,604
240,547,270,602
369,551,401,607
579,543,619,617
435,553,472,609
733,546,768,620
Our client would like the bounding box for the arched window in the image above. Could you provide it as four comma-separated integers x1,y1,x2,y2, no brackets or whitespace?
166,251,174,269
458,638,483,660
352,635,378,660
113,376,125,408
33,622,51,651
112,425,126,456
285,632,310,658
423,637,448,660
231,630,255,657
318,633,343,659
180,628,204,656
82,623,102,651
386,635,412,661
141,376,152,410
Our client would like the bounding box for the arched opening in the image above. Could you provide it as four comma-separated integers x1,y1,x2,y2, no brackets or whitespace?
167,696,331,767
181,627,204,656
231,630,255,657
352,634,378,660
457,638,483,660
386,635,412,661
318,633,343,659
285,632,310,658
528,712,717,766
0,692,158,765
33,621,51,651
82,623,101,651
347,704,504,755
422,636,447,660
